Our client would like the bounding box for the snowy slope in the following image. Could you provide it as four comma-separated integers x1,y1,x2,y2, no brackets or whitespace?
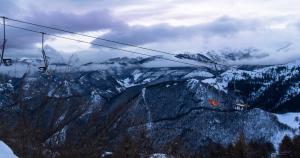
0,141,17,158
275,113,300,129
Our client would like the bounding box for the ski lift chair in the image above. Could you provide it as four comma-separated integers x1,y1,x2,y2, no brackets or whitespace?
0,17,12,67
38,32,49,73
2,58,12,66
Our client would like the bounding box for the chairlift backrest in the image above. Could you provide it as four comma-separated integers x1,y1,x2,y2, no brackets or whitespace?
3,59,12,66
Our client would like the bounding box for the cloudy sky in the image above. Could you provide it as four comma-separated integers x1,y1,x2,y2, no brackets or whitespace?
1,0,300,65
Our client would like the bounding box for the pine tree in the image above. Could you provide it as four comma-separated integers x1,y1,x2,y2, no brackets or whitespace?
279,135,293,158
204,142,226,158
247,140,274,158
230,133,248,158
136,128,153,157
112,133,140,158
292,135,300,158
163,136,185,157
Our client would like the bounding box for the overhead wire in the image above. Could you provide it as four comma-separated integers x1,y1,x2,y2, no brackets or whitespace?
0,22,202,67
2,25,291,83
4,16,178,56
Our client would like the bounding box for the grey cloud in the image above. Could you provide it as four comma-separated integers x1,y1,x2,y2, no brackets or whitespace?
97,24,192,46
96,16,259,46
3,9,128,49
4,31,41,49
201,16,258,35
0,0,18,16
27,9,127,32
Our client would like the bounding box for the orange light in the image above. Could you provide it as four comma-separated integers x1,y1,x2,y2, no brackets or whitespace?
208,99,219,107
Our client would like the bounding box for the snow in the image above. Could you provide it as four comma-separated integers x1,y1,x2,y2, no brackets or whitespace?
132,70,143,81
275,113,300,129
142,78,152,83
201,62,300,98
47,89,55,97
56,112,67,126
101,151,113,157
116,78,135,88
271,112,300,150
0,141,18,158
187,79,199,89
286,82,300,98
0,63,31,78
286,59,300,67
183,70,214,78
271,129,294,150
201,78,227,93
91,90,102,104
277,82,300,106
51,126,68,145
150,153,168,158
142,88,153,131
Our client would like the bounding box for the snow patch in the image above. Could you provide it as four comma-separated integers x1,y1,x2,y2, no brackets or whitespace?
0,141,18,158
202,78,227,93
132,70,143,81
142,88,153,131
271,112,300,149
101,151,113,157
183,71,214,78
117,78,135,88
275,113,300,129
150,153,168,158
56,112,67,126
187,79,199,89
271,129,294,150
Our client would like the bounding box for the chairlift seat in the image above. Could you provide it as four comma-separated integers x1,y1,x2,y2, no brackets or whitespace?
3,58,12,66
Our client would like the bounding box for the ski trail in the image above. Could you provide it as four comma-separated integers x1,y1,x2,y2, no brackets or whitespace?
142,88,153,131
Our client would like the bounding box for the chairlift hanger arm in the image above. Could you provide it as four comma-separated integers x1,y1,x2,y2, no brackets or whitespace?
1,17,10,66
0,17,5,65
38,32,49,72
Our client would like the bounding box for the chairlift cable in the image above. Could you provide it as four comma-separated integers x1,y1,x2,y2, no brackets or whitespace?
4,16,177,56
1,16,228,67
0,23,201,67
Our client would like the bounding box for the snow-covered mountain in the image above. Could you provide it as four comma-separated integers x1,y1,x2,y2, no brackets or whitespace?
175,48,269,65
0,54,299,157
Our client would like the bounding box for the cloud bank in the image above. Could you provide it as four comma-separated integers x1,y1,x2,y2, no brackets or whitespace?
97,16,258,46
